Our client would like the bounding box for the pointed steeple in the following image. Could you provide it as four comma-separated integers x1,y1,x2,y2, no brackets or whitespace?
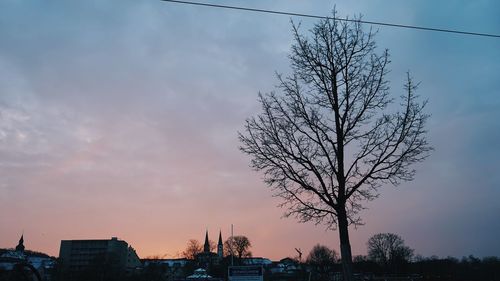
217,230,223,258
203,230,210,253
15,234,25,252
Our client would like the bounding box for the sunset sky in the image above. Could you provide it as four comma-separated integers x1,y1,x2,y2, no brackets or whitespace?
1,0,499,260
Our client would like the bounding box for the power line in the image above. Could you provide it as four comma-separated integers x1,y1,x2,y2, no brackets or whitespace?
160,0,500,39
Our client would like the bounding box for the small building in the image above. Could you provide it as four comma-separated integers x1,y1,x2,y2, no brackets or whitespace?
241,257,272,266
142,258,193,280
143,258,191,268
186,268,223,281
188,268,212,279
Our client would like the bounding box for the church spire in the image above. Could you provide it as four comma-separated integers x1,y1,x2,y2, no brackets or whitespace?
203,230,210,253
217,230,223,258
15,234,25,252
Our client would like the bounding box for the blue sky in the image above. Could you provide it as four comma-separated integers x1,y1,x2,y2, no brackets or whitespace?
1,0,499,259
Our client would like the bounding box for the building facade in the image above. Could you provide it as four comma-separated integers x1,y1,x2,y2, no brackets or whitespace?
59,237,140,272
195,230,224,268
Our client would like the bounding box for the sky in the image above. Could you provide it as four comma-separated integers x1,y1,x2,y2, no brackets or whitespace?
1,0,499,260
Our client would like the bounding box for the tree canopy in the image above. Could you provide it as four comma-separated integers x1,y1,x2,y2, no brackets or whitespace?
306,244,338,281
224,236,252,259
367,233,414,271
181,239,202,260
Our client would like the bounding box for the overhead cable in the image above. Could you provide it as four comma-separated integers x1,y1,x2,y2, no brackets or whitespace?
160,0,500,39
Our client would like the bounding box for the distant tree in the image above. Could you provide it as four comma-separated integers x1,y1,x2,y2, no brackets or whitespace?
306,244,338,281
224,236,252,259
307,244,338,264
367,233,414,272
208,239,216,252
0,263,41,281
137,262,169,281
352,255,380,274
182,239,202,260
238,9,432,281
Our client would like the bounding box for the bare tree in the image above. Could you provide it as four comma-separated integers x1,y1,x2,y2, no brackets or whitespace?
181,239,202,260
239,11,431,281
208,239,216,253
224,236,252,259
307,244,338,281
367,233,414,272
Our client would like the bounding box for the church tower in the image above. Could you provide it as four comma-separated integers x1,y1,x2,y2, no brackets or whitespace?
15,234,25,252
203,230,210,253
217,230,223,258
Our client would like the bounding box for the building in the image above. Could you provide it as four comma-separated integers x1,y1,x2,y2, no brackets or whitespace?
216,231,223,259
195,230,224,268
0,235,27,272
127,245,142,269
0,235,55,281
143,258,191,268
241,257,272,266
142,258,192,280
59,237,141,272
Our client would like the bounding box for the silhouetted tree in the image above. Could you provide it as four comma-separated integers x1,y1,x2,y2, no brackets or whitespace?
224,236,252,259
182,239,202,260
407,255,500,281
136,262,169,281
367,233,414,272
239,9,431,281
306,244,338,281
352,255,380,274
208,239,217,252
0,263,40,281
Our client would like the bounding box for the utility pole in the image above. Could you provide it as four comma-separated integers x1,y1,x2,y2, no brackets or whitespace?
231,224,234,266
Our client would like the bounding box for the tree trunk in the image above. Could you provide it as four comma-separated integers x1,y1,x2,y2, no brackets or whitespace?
338,207,354,281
